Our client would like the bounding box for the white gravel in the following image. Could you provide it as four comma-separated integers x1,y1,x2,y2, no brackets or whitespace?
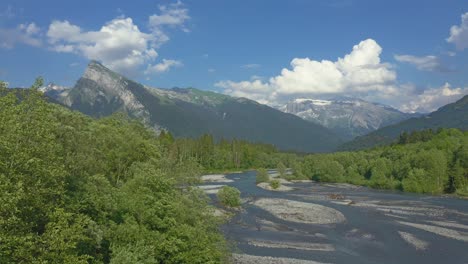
200,174,233,183
398,221,468,242
197,184,225,194
257,182,294,192
289,179,313,183
247,239,335,251
428,221,468,230
198,184,225,189
398,231,429,250
232,254,330,264
254,198,346,224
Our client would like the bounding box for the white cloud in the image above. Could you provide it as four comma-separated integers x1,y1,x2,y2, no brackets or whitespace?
149,1,189,27
145,59,182,74
447,12,468,50
216,80,274,105
148,1,190,47
217,39,397,105
43,2,189,76
250,75,264,81
242,64,261,69
0,22,41,48
394,54,446,72
400,83,468,113
208,68,216,73
47,18,158,75
0,5,15,19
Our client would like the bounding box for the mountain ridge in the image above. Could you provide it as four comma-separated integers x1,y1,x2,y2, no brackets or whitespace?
278,97,418,140
339,95,468,151
44,61,342,152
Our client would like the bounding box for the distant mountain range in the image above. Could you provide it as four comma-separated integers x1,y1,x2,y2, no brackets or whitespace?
43,61,342,153
339,95,468,151
278,98,418,140
40,61,467,153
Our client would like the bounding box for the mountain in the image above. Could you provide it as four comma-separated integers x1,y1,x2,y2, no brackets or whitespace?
339,95,468,151
46,61,342,152
39,83,70,98
279,98,417,140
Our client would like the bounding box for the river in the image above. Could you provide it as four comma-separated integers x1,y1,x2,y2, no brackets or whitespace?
200,170,468,264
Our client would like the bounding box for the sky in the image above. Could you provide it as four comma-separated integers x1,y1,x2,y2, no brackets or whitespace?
0,0,467,113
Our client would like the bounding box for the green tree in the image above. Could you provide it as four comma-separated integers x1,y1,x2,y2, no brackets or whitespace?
217,186,241,207
270,179,280,189
277,161,287,177
256,168,270,184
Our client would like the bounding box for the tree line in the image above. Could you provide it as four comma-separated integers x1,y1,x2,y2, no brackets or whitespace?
1,78,467,263
0,80,230,263
294,128,468,196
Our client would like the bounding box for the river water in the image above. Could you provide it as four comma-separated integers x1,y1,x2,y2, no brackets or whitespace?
201,171,468,264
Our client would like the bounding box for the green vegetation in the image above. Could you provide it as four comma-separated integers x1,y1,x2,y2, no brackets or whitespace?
339,95,468,151
217,186,241,207
256,168,270,184
297,129,468,196
277,162,287,177
157,132,299,174
1,76,466,263
0,80,228,263
270,179,281,189
60,61,342,153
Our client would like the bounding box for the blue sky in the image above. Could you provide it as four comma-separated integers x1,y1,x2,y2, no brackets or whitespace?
0,0,467,112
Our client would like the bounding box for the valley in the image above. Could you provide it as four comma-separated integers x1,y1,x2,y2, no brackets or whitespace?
201,171,468,264
2,1,468,263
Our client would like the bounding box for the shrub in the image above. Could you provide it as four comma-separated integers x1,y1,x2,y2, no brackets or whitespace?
277,162,287,176
256,168,270,184
270,179,280,189
217,186,241,207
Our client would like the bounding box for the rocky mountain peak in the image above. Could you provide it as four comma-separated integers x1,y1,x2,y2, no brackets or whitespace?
279,97,417,140
82,61,123,92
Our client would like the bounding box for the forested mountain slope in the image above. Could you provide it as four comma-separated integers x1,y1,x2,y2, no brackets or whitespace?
339,95,468,151
279,98,417,140
46,61,342,153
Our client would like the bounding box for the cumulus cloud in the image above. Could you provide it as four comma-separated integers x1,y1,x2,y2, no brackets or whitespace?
47,18,158,75
43,2,189,75
217,39,397,105
145,59,183,74
0,22,42,48
216,80,274,105
394,54,447,72
400,83,468,113
447,12,468,50
148,1,190,47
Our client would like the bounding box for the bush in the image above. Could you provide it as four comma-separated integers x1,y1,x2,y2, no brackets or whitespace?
270,179,280,189
277,162,287,176
217,186,241,207
256,168,270,184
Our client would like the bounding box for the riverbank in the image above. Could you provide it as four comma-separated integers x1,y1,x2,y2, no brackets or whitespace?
206,170,468,264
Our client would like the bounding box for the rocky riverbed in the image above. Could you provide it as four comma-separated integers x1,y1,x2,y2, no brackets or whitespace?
199,171,468,264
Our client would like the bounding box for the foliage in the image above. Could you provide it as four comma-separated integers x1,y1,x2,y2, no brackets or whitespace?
256,168,270,184
0,84,228,263
65,61,342,153
339,95,468,151
270,179,281,189
277,162,287,177
300,128,468,195
217,186,241,207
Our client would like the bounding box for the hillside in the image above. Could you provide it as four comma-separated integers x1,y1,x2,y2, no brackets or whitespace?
339,95,468,151
279,98,417,140
46,61,342,152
